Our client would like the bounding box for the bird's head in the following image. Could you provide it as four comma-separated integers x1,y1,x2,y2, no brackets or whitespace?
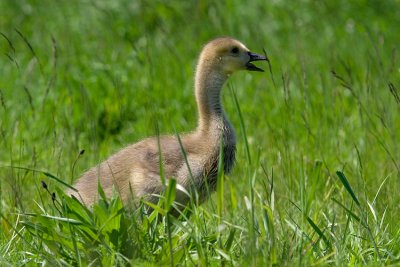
199,37,267,75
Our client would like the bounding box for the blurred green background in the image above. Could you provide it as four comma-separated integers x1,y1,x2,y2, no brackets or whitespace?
1,0,399,265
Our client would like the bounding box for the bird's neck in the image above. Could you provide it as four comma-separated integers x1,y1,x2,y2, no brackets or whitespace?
194,64,231,135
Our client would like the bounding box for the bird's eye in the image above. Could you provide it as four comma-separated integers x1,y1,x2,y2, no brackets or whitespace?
231,47,239,54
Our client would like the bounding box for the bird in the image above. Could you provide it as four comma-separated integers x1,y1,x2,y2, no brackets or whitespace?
67,37,266,211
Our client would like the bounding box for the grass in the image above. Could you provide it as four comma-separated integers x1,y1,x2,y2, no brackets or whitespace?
1,0,399,265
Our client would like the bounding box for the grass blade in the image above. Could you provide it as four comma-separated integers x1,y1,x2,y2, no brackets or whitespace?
165,178,176,211
217,140,225,220
336,171,360,206
305,216,331,249
331,198,362,225
229,84,251,165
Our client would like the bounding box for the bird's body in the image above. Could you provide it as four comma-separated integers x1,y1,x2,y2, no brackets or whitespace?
67,37,266,208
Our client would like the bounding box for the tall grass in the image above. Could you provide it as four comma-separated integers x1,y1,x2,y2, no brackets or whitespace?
1,0,399,265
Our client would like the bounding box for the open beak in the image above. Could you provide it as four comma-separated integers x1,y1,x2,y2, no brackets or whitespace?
246,51,267,72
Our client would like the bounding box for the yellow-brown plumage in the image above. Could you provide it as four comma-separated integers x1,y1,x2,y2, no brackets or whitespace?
67,37,266,208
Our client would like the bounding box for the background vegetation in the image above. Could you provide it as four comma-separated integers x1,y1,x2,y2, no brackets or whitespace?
1,0,399,265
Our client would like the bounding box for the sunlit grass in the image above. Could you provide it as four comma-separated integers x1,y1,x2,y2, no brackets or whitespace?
1,0,399,265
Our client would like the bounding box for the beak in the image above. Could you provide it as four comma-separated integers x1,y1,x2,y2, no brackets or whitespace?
246,51,267,72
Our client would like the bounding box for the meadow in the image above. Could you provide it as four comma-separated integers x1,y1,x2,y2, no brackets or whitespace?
1,0,399,265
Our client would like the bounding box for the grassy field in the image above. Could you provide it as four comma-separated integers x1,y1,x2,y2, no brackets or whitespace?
1,0,400,265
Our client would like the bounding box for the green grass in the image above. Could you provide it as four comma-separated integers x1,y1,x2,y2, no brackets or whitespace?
1,0,400,265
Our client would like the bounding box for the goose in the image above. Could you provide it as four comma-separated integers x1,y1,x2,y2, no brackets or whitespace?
67,37,266,209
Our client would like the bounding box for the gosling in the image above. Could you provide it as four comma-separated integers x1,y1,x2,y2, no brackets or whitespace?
67,37,266,209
